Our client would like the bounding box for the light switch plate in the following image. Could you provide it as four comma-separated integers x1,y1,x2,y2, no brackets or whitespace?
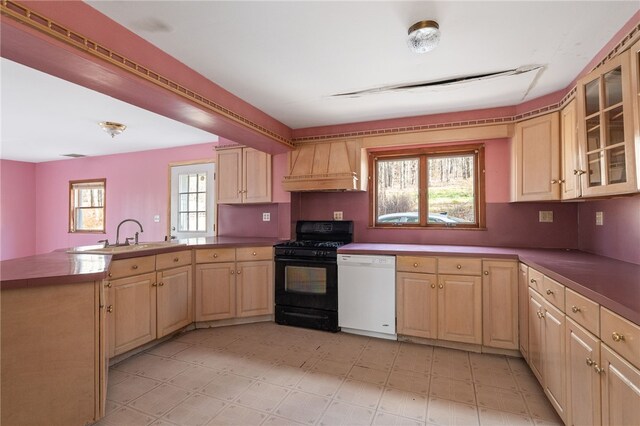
596,211,603,226
539,211,554,223
153,215,160,223
262,212,271,222
333,211,343,220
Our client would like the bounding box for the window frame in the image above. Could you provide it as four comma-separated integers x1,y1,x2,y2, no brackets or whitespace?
69,178,106,233
369,143,486,229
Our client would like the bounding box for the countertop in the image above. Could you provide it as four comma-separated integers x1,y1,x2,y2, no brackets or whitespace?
339,243,640,326
0,237,282,289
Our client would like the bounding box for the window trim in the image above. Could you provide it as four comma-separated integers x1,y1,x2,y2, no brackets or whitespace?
69,178,106,233
368,143,486,229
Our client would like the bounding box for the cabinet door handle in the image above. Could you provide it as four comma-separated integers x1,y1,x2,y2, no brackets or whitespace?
571,306,581,313
559,179,565,184
413,263,418,267
231,270,235,275
152,283,158,287
456,264,462,269
107,305,113,313
430,283,436,289
551,179,558,184
252,252,257,256
106,282,112,288
546,289,554,295
483,271,489,275
132,265,138,270
213,253,218,258
108,272,113,278
173,257,179,262
530,278,537,284
593,364,605,374
159,282,164,286
438,284,444,289
237,270,242,275
537,311,545,319
586,357,594,366
612,332,625,342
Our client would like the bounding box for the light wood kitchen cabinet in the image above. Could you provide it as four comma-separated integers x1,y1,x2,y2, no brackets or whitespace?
566,318,601,426
217,146,272,204
195,246,274,322
482,260,518,350
108,271,157,357
600,344,640,426
512,112,561,201
518,263,529,359
542,299,567,422
396,272,438,339
577,49,637,196
438,274,482,345
156,264,193,338
528,287,545,383
561,98,581,199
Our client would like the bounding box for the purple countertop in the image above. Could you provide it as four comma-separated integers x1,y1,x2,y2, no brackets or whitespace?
339,243,640,326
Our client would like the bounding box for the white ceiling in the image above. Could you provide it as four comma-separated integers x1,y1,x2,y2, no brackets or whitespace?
0,58,218,163
1,2,637,163
87,1,639,128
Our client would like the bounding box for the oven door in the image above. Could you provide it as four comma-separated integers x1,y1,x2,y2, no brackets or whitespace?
275,257,337,311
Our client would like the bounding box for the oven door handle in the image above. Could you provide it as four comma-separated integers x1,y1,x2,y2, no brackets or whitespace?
275,257,337,265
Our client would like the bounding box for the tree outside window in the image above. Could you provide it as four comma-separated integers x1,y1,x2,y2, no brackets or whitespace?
69,179,106,233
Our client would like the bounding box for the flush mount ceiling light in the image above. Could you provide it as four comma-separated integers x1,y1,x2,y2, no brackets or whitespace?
407,20,440,53
99,121,126,138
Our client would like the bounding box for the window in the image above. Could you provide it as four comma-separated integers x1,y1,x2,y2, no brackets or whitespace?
177,172,208,232
69,179,106,233
370,144,485,228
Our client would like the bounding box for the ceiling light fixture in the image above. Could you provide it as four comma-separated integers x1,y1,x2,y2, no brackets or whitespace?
407,20,440,53
99,121,126,138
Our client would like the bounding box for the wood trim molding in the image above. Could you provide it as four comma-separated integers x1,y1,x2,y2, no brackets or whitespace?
0,0,293,149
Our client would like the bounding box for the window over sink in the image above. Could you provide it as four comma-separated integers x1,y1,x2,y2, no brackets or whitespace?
69,179,106,233
370,144,485,229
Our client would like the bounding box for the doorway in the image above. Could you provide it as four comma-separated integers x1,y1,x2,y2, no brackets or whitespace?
169,162,216,240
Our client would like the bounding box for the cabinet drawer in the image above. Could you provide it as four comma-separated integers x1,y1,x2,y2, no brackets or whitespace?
195,248,236,264
601,308,640,369
397,256,437,274
541,276,565,312
528,268,544,293
156,250,192,270
236,246,273,262
438,257,481,275
566,288,600,337
108,255,155,279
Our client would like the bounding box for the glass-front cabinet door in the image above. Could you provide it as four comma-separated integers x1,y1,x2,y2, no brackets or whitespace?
577,50,637,196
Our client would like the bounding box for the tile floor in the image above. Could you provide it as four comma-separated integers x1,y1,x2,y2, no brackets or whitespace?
98,322,563,426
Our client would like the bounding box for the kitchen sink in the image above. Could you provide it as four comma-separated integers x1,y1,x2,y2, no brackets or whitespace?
68,241,185,255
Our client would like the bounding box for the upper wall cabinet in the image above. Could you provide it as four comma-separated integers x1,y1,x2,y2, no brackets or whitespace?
282,139,368,192
217,146,272,204
561,99,581,200
512,112,561,201
631,38,640,191
577,49,637,197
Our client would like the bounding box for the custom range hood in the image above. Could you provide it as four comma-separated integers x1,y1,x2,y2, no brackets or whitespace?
282,139,368,192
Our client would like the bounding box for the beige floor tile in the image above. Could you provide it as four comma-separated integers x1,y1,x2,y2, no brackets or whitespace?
393,351,433,375
261,362,308,387
107,375,161,404
334,379,384,409
475,384,528,416
209,404,268,425
478,407,533,426
318,400,375,426
514,371,544,394
278,349,318,369
171,345,222,365
432,347,470,364
372,411,425,426
522,392,563,423
147,340,192,357
235,381,290,413
469,353,511,372
115,353,191,381
387,371,430,395
507,357,532,375
348,365,390,385
263,415,306,426
428,376,476,405
312,358,354,376
129,383,191,417
531,418,564,426
150,419,178,426
199,334,239,350
378,388,428,422
472,368,519,391
430,358,473,381
228,355,276,379
175,330,217,344
426,397,479,426
105,400,121,415
366,339,401,354
274,391,330,425
169,365,221,391
97,406,156,426
201,372,254,401
163,393,226,426
399,342,434,356
296,370,345,397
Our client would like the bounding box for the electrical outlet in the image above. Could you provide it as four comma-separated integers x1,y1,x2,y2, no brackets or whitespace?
153,215,160,223
596,211,603,226
333,211,343,220
539,211,554,223
262,212,271,222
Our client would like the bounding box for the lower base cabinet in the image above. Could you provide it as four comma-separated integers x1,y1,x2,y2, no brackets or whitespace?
396,272,438,339
483,260,518,349
438,274,482,344
236,260,274,317
157,265,193,338
543,300,566,422
195,262,236,321
600,344,640,426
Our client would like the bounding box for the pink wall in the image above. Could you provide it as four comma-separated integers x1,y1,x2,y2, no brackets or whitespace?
0,160,37,260
578,195,640,265
292,139,579,249
34,143,216,254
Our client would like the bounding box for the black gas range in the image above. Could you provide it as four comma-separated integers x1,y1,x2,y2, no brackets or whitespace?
274,220,353,332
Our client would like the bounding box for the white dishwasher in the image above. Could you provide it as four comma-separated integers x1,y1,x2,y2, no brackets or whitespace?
338,254,396,340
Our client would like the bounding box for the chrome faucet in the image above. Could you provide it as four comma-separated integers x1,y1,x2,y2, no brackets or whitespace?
115,219,144,245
